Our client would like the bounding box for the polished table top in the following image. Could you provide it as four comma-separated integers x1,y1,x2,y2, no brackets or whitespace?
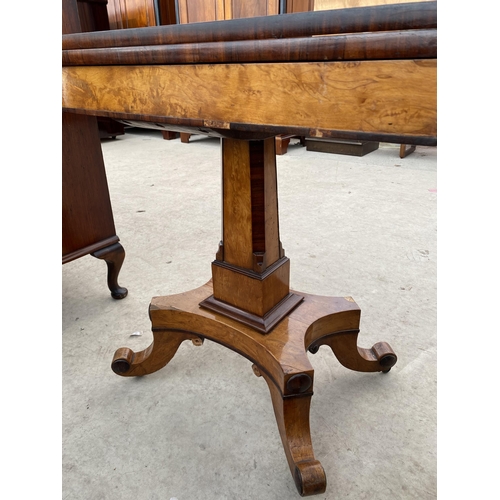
62,1,437,147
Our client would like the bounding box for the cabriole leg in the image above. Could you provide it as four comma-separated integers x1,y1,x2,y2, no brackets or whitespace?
92,242,128,299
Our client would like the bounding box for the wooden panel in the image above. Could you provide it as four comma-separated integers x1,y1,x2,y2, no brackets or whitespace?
62,112,117,257
77,1,111,32
107,0,157,29
177,0,226,23
62,60,437,138
286,0,314,12
157,0,177,24
227,0,279,19
63,0,83,34
177,0,279,23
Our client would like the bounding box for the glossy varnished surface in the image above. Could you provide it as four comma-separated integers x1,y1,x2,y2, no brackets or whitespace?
62,2,437,145
205,138,293,327
62,29,436,66
62,1,436,49
62,60,437,141
62,112,117,259
112,282,395,394
111,282,396,495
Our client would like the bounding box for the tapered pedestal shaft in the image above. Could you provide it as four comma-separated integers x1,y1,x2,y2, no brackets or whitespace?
200,137,303,333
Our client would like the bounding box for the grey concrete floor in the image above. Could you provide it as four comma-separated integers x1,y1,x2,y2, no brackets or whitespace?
62,129,437,500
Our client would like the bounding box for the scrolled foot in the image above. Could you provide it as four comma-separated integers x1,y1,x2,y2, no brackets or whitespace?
371,341,397,372
260,371,326,496
111,347,134,375
111,330,203,377
294,460,327,497
308,330,397,373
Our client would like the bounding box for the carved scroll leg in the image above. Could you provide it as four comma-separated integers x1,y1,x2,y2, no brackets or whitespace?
112,329,203,377
92,242,128,299
309,330,397,373
254,367,326,496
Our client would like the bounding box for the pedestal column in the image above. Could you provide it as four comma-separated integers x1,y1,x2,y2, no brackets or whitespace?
200,137,303,333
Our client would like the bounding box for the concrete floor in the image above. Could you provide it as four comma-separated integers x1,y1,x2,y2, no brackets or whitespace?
62,129,437,500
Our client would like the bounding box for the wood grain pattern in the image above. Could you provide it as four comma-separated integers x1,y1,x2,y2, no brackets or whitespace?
62,2,437,50
113,281,370,393
207,138,292,324
111,282,396,495
178,0,279,23
76,0,111,32
210,257,292,318
62,111,117,257
221,139,254,269
264,374,327,496
157,0,177,25
62,60,437,139
63,0,83,35
62,29,437,66
286,0,315,13
178,0,225,23
263,138,280,265
228,0,279,18
106,0,157,29
221,138,281,269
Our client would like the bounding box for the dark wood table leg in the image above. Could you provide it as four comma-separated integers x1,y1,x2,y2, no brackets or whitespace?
92,242,128,299
111,137,397,495
63,109,128,300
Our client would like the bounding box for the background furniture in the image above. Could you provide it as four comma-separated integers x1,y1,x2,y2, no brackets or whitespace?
62,0,128,299
305,137,379,156
105,0,177,28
